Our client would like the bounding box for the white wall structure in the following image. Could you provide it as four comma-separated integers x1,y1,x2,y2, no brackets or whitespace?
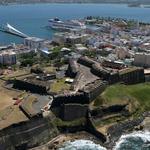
24,37,45,50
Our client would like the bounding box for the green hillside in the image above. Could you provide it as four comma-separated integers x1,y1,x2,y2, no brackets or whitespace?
94,83,150,115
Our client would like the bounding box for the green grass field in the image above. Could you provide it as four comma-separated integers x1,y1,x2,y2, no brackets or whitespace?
94,82,150,115
51,78,71,93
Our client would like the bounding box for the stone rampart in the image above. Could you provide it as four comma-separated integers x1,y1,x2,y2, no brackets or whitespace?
52,80,107,108
119,67,145,84
91,63,120,84
81,80,108,102
13,79,49,94
90,104,128,118
70,71,84,91
77,56,97,68
60,104,88,121
86,117,106,143
0,117,59,150
102,60,125,70
66,59,79,78
78,56,145,84
51,92,88,108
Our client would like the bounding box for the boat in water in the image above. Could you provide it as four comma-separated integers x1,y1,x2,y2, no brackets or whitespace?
48,18,86,31
0,23,28,38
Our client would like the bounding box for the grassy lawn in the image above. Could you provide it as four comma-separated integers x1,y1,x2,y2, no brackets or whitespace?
1,69,30,81
0,106,28,129
21,95,38,114
94,82,150,115
43,66,56,73
50,78,71,93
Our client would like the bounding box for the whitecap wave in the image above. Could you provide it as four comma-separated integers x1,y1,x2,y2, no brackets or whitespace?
59,139,107,150
114,130,150,150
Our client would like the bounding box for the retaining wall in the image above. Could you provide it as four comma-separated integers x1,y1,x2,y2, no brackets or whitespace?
90,104,128,118
51,92,88,108
60,104,88,121
13,80,48,94
0,117,59,150
86,118,106,143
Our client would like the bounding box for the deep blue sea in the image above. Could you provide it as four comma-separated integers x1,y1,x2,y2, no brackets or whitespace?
1,3,150,44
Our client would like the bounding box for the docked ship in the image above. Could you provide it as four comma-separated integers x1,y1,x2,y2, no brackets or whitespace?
128,3,141,8
0,23,28,38
48,18,86,31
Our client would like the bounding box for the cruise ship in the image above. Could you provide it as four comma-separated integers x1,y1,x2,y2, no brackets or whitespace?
48,18,86,31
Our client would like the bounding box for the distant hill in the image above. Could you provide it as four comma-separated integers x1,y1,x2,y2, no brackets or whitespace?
0,0,150,5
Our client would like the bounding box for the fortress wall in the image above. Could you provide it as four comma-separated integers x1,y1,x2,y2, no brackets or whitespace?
51,92,89,108
77,56,96,68
52,80,107,108
78,56,145,85
90,104,128,118
82,80,108,102
102,60,125,70
91,63,110,80
61,104,88,121
119,68,145,84
66,59,79,78
91,64,121,84
13,80,48,94
0,117,59,150
70,71,84,91
86,117,106,143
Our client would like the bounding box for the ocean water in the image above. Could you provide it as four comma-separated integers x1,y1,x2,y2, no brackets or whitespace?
0,3,150,44
59,139,107,150
59,131,150,150
114,130,150,150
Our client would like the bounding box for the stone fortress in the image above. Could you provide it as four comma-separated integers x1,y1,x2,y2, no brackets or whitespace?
8,55,145,121
0,55,145,150
51,56,145,122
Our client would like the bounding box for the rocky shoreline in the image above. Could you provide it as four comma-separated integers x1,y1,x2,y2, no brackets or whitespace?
105,112,150,149
30,112,150,150
30,131,102,150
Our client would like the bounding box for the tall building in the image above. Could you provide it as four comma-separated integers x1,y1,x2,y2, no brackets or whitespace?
134,53,150,68
0,51,16,65
24,37,45,50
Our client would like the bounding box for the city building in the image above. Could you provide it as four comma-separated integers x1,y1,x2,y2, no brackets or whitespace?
134,53,150,68
0,51,16,65
53,32,88,45
75,44,88,54
24,37,45,50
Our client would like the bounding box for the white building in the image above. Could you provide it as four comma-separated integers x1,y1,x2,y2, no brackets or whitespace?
134,53,150,68
53,33,88,45
116,47,130,60
0,51,16,65
75,44,88,54
24,37,45,50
